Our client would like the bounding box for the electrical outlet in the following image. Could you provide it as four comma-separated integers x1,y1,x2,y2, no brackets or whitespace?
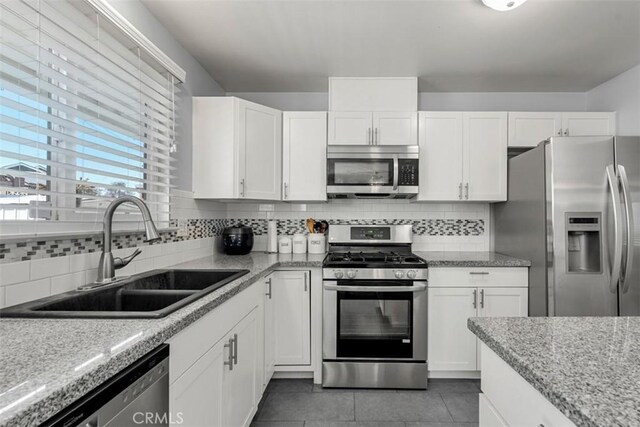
176,219,188,237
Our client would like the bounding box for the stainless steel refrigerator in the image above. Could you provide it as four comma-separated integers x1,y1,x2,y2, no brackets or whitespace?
495,136,639,316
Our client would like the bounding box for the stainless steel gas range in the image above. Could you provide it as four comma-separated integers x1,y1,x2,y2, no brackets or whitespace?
322,224,428,389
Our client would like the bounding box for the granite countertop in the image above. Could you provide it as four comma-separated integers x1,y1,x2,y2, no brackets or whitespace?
469,317,640,427
0,252,324,427
417,251,531,267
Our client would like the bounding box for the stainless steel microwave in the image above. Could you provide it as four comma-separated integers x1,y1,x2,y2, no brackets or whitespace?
327,146,419,199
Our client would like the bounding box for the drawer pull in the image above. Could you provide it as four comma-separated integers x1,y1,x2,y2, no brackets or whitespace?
469,272,490,275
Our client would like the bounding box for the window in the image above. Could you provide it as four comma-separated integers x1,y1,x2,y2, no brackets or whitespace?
0,0,184,233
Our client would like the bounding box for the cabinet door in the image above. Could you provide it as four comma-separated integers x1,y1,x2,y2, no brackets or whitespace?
479,287,528,318
222,308,260,427
328,112,373,145
428,287,478,371
479,394,509,427
508,112,562,147
372,112,418,145
170,338,226,427
273,270,311,365
283,112,327,201
463,112,508,202
263,275,276,386
416,112,464,201
238,100,282,200
562,112,616,136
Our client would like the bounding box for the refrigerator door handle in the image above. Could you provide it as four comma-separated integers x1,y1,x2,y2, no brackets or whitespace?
607,165,624,293
619,165,635,294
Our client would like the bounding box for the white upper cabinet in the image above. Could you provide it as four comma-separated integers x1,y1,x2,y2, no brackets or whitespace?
507,112,616,147
192,97,282,200
329,77,417,111
417,112,464,201
508,112,563,147
464,112,508,201
282,112,327,201
372,112,418,145
417,111,507,202
329,112,417,145
328,112,373,145
561,112,616,136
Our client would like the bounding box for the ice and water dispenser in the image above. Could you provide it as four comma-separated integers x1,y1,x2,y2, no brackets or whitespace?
566,214,602,273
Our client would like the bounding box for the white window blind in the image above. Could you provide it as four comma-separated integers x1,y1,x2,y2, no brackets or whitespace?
0,0,180,232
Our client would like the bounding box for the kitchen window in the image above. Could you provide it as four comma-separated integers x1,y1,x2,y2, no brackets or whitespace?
0,0,185,233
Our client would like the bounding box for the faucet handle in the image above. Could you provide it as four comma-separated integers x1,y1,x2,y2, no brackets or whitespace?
114,248,142,270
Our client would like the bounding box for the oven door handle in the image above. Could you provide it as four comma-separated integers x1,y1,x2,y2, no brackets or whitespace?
323,283,427,292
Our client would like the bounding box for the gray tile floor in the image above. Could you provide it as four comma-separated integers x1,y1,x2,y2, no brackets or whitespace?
251,379,480,427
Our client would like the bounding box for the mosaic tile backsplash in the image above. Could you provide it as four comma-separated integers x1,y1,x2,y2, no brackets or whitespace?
1,217,484,264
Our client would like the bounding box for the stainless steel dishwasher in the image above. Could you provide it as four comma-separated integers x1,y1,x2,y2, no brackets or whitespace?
42,344,169,427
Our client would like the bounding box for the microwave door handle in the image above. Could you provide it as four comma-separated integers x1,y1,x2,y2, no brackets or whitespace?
619,165,635,293
393,156,399,190
607,165,623,293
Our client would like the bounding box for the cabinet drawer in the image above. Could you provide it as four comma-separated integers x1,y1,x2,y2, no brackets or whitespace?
429,267,527,288
481,343,575,427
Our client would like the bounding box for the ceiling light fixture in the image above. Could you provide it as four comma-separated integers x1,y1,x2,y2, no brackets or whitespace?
482,0,528,12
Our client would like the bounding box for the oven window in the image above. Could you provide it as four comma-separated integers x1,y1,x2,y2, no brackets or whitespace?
337,290,413,358
327,159,393,186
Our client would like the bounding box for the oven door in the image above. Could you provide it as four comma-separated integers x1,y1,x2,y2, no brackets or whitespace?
323,280,427,361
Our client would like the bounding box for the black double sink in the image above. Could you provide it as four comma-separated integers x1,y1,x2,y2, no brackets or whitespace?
0,269,249,319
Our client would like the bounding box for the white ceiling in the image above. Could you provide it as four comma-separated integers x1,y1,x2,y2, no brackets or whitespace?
140,0,640,92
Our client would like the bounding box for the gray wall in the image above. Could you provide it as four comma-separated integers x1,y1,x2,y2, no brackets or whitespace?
586,64,640,136
110,0,225,192
228,91,587,112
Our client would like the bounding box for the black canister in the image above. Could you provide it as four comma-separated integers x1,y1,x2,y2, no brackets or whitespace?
222,224,254,255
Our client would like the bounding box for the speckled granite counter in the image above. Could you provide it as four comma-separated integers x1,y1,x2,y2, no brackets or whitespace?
0,252,324,427
417,251,530,267
469,317,640,427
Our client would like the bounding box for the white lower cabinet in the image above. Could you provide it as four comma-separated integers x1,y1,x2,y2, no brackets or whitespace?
168,282,262,426
428,267,528,376
480,343,575,427
270,270,311,366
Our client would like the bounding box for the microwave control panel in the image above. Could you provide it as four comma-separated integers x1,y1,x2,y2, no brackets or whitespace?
398,159,419,186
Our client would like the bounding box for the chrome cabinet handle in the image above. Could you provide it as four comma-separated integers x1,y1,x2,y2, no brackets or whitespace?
465,183,469,200
469,271,489,275
240,178,245,198
480,289,485,308
375,128,379,145
557,129,562,136
283,182,288,200
368,128,372,145
224,337,234,371
619,165,635,293
458,183,463,200
564,129,569,136
607,165,623,293
304,272,308,292
233,333,238,365
265,277,272,299
473,289,478,309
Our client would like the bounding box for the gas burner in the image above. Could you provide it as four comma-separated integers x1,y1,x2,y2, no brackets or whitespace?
324,250,427,269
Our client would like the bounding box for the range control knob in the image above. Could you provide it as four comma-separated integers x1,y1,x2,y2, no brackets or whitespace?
407,270,417,279
394,270,405,279
334,270,344,279
346,270,357,279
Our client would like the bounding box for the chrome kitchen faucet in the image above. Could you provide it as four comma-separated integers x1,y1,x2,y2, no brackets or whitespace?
81,196,161,290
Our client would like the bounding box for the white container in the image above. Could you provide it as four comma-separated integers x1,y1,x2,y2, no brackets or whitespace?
292,234,307,254
307,233,326,254
267,220,278,253
278,237,292,254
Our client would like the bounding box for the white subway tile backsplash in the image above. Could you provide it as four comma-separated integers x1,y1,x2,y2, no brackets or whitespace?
0,261,30,286
31,257,69,280
51,272,85,295
5,278,51,307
